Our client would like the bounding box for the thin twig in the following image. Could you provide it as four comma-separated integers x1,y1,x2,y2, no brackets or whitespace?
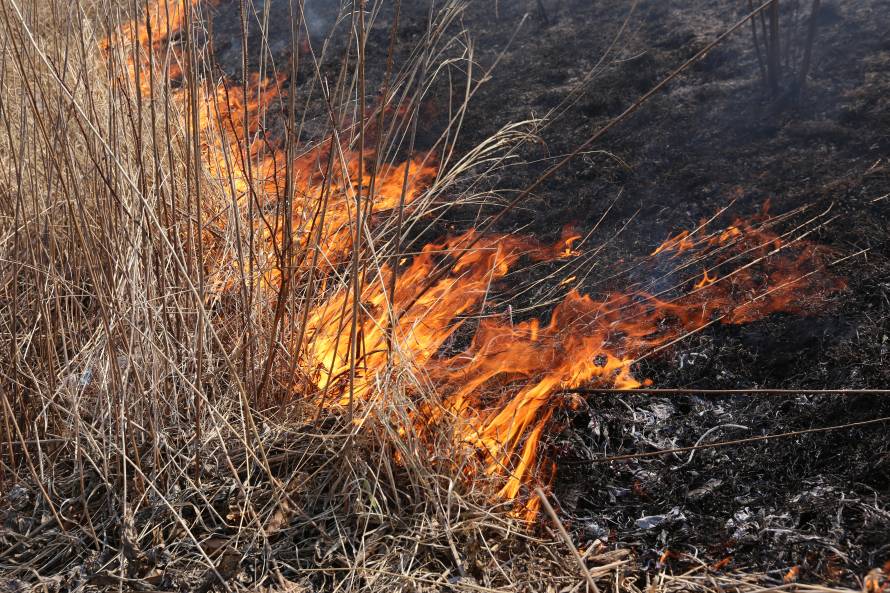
559,388,890,396
535,487,600,593
565,415,890,464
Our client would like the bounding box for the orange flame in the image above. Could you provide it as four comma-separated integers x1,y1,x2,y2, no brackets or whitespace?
694,268,718,289
560,228,583,257
303,209,844,516
106,2,847,519
651,230,694,256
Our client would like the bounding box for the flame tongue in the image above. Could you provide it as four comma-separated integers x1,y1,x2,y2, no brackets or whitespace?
106,2,846,519
302,231,562,404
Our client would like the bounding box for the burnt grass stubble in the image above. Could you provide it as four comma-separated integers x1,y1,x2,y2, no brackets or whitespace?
123,0,890,586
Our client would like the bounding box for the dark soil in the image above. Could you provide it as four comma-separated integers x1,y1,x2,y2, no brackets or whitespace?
433,0,890,585
210,0,890,585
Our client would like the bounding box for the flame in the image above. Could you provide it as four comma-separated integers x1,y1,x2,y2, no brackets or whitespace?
304,208,844,516
103,1,436,293
560,228,583,257
651,230,694,255
694,268,718,289
106,1,847,519
100,0,209,95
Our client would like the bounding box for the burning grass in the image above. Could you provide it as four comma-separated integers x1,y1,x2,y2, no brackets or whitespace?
0,0,872,591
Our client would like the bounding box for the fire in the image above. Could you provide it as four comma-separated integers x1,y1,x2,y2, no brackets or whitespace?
105,1,847,519
651,229,694,256
100,0,208,95
103,2,436,292
194,72,437,289
694,268,718,289
303,206,844,516
302,231,576,406
560,229,583,257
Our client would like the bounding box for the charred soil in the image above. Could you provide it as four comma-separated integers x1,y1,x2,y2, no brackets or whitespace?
437,0,890,584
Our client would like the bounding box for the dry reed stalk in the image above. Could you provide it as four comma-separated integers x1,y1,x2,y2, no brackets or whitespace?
0,0,589,589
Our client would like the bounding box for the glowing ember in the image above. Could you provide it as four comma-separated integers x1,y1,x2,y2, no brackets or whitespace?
106,1,847,519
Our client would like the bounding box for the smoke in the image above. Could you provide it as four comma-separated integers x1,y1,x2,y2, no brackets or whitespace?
302,0,340,45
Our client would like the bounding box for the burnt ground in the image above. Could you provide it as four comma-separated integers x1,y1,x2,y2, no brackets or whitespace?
206,0,890,586
398,0,890,584
442,0,890,584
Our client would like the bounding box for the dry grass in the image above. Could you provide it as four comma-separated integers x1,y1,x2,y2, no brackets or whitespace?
0,0,570,589
0,0,872,591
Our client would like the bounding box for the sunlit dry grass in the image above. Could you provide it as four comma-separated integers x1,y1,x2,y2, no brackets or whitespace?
0,0,546,589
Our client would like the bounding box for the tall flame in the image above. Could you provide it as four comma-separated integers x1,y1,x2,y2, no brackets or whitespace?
105,1,846,518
